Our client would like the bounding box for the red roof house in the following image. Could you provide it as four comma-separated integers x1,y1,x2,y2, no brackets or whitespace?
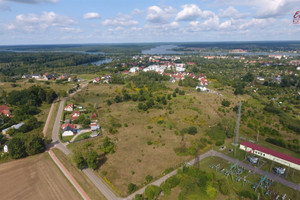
91,113,97,119
0,105,10,117
61,123,76,130
71,111,80,120
64,104,74,112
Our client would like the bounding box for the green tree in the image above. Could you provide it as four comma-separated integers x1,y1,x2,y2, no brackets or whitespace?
73,151,86,169
27,137,45,155
144,185,162,200
8,137,27,159
187,126,197,135
128,183,138,194
86,150,98,170
206,184,217,199
145,175,153,183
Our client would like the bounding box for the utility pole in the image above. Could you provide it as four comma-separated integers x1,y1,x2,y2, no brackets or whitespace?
233,102,242,157
256,129,260,142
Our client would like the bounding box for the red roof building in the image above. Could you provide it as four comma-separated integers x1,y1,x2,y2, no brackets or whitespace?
64,104,74,112
91,113,97,119
0,105,10,117
61,123,76,129
240,141,300,170
71,111,80,120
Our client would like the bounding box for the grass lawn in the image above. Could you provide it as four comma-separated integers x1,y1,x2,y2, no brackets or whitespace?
73,132,92,142
52,148,107,200
62,135,74,142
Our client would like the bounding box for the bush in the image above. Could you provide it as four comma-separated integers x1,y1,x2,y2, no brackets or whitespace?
128,183,138,194
215,140,224,146
144,185,161,200
218,178,230,195
145,175,153,183
187,126,197,135
221,99,230,107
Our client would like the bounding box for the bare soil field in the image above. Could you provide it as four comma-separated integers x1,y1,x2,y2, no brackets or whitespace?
0,153,81,200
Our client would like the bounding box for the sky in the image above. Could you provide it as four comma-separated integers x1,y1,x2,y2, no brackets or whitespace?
0,0,299,45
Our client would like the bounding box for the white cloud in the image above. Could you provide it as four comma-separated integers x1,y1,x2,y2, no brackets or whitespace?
102,15,138,27
146,5,176,24
218,6,249,19
59,27,81,33
7,11,76,32
4,0,59,4
83,12,100,20
254,0,299,18
176,4,202,21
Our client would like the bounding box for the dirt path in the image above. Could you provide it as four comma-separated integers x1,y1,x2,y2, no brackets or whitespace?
0,154,81,200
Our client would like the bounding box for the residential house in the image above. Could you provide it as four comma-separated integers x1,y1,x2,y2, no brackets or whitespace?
196,86,208,92
129,67,139,73
71,111,80,120
200,78,208,86
64,104,74,112
93,77,101,83
90,122,100,131
44,74,55,80
0,105,10,117
62,124,77,136
21,74,31,79
32,74,41,79
91,113,97,119
169,77,176,83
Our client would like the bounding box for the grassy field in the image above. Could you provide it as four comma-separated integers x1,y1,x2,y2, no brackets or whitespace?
52,148,107,200
0,79,75,93
66,83,245,196
0,153,81,200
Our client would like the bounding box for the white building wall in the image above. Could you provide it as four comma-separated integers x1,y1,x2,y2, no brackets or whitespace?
239,144,300,170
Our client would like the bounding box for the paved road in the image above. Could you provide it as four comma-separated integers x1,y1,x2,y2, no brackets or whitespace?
83,168,122,200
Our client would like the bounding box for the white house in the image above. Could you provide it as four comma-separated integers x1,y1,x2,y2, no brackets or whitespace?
129,67,139,73
297,67,300,71
3,145,8,153
62,124,77,136
90,122,100,131
32,74,41,79
196,86,208,92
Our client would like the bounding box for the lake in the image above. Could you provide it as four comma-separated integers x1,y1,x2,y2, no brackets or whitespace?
142,45,183,55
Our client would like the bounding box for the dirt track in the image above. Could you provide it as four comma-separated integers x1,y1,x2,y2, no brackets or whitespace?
0,153,81,200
